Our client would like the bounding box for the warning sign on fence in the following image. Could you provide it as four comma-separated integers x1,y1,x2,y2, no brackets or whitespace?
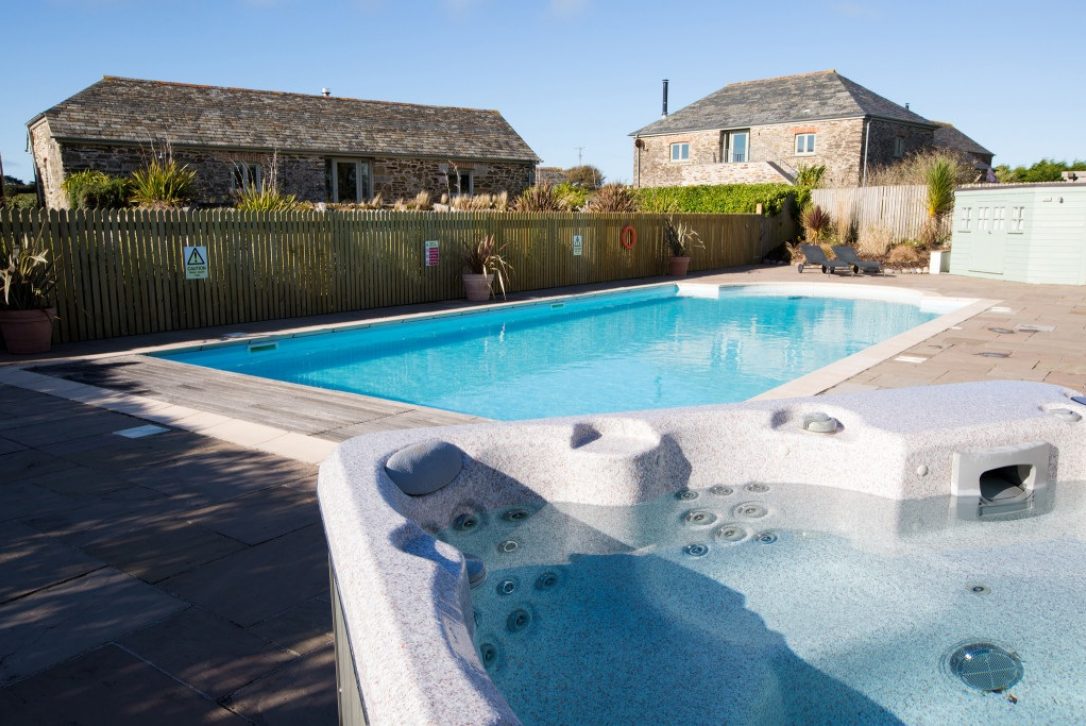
183,246,209,280
424,240,440,267
572,234,583,256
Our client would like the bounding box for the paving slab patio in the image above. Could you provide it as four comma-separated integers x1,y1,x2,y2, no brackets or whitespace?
1,265,1084,723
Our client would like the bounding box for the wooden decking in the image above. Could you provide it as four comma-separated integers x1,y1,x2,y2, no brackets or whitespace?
35,355,482,442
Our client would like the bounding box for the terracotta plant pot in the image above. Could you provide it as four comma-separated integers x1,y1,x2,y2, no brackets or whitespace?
0,307,57,355
668,256,691,276
462,273,494,302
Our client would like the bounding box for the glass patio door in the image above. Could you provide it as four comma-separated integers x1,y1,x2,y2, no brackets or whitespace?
331,160,372,203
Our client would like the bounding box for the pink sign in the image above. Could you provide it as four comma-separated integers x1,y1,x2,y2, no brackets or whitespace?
424,240,440,267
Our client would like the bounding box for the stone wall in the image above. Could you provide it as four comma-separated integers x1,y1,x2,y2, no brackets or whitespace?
31,133,535,208
633,117,941,189
863,119,936,174
372,158,533,201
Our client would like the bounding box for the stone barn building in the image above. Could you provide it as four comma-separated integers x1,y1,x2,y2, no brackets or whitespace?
27,76,539,208
630,70,992,188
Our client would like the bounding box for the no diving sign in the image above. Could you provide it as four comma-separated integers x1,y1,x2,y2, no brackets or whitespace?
184,246,209,280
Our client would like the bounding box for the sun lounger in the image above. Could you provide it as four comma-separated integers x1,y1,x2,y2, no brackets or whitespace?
798,244,851,274
832,246,883,275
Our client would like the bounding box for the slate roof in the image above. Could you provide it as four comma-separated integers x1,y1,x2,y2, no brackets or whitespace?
631,70,934,136
932,122,994,159
30,76,539,162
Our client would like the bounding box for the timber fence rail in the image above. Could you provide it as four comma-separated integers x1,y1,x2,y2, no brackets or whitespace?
811,185,947,243
0,208,793,344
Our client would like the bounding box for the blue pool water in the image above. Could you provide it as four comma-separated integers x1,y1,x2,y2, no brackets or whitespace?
158,285,942,420
437,482,1086,725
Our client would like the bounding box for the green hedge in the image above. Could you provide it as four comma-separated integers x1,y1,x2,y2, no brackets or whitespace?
635,183,810,217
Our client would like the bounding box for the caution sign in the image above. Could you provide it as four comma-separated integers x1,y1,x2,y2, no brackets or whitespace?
572,234,583,256
424,240,440,267
184,246,209,280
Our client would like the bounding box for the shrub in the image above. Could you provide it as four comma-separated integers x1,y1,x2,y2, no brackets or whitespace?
3,193,39,211
448,192,509,212
235,187,301,212
886,243,921,267
61,170,129,210
794,164,826,188
130,157,197,209
663,216,704,257
866,148,977,186
857,225,895,258
554,182,588,210
394,191,434,211
463,234,513,299
995,158,1086,183
585,183,639,213
0,237,56,310
801,205,832,241
513,183,569,212
636,183,799,216
564,165,604,190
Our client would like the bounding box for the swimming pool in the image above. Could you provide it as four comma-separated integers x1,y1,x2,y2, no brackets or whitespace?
158,284,965,419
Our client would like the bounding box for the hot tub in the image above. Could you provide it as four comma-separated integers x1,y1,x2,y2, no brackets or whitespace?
318,381,1086,725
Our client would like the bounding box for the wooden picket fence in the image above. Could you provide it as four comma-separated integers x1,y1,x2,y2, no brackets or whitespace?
0,208,792,344
811,185,947,242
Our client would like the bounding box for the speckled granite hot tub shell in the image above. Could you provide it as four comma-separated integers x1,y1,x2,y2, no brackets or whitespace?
317,381,1086,725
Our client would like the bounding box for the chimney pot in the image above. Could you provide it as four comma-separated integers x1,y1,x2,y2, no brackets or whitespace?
661,79,669,118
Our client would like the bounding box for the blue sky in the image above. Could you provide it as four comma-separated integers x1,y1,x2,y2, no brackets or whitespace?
2,0,1083,185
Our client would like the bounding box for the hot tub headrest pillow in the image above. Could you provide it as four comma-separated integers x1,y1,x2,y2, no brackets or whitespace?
385,440,464,496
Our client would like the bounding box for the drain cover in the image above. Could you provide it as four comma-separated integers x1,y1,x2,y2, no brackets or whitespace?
946,642,1023,692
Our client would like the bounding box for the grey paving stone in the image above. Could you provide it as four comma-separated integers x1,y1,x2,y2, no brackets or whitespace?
161,524,328,628
0,398,87,431
188,484,320,546
0,481,87,523
0,409,144,448
26,490,180,548
120,606,297,701
79,519,248,583
21,464,137,497
0,567,185,685
51,427,218,463
0,447,79,481
0,644,245,725
248,594,333,657
222,642,337,726
124,447,316,506
0,522,104,604
0,436,26,455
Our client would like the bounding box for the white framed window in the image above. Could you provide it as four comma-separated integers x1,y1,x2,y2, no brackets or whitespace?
993,206,1006,230
670,143,690,162
722,130,749,162
978,206,990,231
328,159,372,202
794,133,816,155
893,137,906,158
447,170,474,196
959,206,972,231
1010,206,1025,233
232,162,263,192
